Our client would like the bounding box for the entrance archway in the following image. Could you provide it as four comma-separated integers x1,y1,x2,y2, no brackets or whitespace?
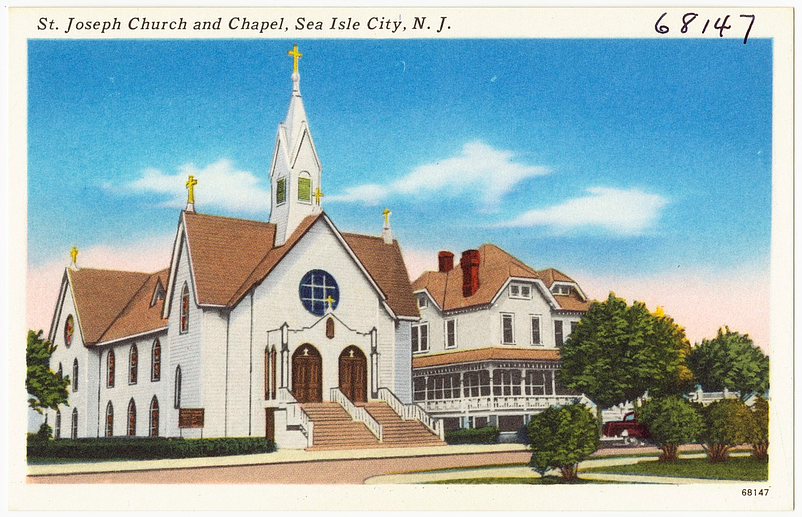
292,344,322,403
339,345,367,402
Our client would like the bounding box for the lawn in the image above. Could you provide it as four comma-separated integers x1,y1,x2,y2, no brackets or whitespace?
428,476,604,485
583,456,768,481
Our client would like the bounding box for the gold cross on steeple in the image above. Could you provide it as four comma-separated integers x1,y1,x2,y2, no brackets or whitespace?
313,187,324,205
382,208,391,225
325,295,335,309
186,175,198,204
287,45,302,74
69,246,79,264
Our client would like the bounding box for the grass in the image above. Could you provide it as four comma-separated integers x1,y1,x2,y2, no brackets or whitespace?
583,456,768,481
428,476,605,485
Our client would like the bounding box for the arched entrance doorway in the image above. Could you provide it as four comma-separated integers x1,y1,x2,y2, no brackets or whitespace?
292,344,322,403
339,345,367,402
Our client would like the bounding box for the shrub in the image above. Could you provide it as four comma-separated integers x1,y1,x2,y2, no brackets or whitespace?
27,437,275,461
445,426,499,445
700,399,753,463
527,404,598,481
33,423,53,442
749,396,769,461
637,396,703,462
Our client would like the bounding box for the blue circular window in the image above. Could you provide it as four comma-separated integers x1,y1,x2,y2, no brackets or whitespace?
299,269,340,316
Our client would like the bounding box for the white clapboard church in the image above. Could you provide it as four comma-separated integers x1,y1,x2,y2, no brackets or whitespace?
43,47,445,450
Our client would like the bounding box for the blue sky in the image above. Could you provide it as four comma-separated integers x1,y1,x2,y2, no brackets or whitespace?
27,38,772,344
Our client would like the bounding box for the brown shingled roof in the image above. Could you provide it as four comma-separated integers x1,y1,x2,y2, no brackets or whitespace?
101,269,169,343
342,233,419,318
412,347,561,368
68,268,167,345
411,244,590,312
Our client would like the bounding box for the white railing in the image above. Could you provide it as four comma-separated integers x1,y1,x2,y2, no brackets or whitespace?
378,387,445,440
277,387,314,445
688,389,740,405
418,394,582,413
329,388,382,441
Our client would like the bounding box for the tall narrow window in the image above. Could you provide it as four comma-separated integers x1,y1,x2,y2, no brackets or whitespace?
531,316,542,345
107,350,115,388
501,314,515,344
411,323,429,353
554,320,564,348
180,283,189,333
151,339,161,381
298,173,311,202
64,314,74,348
276,177,287,205
54,410,61,439
445,320,457,349
149,396,159,437
56,363,63,380
127,399,136,436
72,359,79,392
105,401,114,437
129,344,138,385
174,366,182,409
71,408,78,439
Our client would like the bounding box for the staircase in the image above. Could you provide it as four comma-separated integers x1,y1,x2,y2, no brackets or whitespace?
300,400,446,450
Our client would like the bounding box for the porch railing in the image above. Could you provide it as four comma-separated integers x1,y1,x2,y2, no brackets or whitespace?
277,387,314,445
418,394,583,413
377,387,444,440
330,388,382,441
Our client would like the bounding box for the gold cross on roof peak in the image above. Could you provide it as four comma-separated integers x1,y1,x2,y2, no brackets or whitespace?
313,187,324,205
69,246,78,264
382,208,391,225
287,45,302,74
186,175,198,204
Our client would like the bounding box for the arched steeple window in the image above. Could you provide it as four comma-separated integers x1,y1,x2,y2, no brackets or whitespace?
298,172,312,202
180,283,190,333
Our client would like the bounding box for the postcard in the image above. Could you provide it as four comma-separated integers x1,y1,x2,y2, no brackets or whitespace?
7,5,793,512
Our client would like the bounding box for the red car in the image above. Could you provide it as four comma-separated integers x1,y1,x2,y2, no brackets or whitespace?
602,412,652,446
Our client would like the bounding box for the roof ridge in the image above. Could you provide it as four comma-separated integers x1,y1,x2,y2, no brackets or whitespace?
185,211,275,227
69,267,158,276
95,273,154,343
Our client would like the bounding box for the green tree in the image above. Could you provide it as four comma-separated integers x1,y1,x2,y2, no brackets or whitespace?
527,404,599,481
749,396,769,461
700,399,753,463
636,396,704,462
559,293,693,410
687,327,769,398
26,330,70,420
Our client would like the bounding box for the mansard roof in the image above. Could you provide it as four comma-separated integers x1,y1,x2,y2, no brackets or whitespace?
66,267,168,345
411,243,590,312
412,346,561,369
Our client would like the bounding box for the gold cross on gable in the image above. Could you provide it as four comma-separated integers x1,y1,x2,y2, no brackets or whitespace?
382,208,391,225
325,295,335,309
313,187,324,205
69,246,79,264
186,175,198,204
287,45,302,74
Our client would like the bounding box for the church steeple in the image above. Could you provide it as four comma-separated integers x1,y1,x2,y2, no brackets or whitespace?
268,45,323,246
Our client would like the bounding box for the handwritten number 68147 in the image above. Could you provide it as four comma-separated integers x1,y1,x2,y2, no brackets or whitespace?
654,12,755,44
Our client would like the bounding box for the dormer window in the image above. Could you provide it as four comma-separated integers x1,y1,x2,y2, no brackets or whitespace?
552,284,572,296
510,283,532,299
417,294,428,309
150,280,165,307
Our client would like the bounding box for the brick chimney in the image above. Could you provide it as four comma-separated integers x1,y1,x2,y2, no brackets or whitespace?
460,249,480,297
438,251,454,273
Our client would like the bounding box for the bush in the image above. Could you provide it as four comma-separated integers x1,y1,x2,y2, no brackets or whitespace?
749,396,769,461
637,396,703,462
527,404,598,481
27,437,275,461
445,426,499,445
32,423,53,442
700,399,753,463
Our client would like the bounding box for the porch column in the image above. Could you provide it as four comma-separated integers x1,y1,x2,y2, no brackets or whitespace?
520,368,526,398
550,368,556,397
488,366,495,409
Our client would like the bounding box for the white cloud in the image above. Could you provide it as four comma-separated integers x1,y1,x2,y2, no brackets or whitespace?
328,141,550,207
123,159,270,214
499,187,669,236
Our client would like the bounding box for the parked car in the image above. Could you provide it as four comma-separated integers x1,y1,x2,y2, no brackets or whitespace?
602,411,651,446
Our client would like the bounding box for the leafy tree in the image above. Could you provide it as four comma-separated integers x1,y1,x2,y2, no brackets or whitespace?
749,396,769,461
26,330,70,420
559,293,693,410
636,396,703,462
527,404,599,481
700,399,753,463
687,327,769,398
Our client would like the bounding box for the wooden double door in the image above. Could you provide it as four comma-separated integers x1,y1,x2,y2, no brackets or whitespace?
339,345,367,403
292,345,322,403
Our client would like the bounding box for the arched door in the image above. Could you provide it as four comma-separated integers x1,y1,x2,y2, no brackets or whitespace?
292,344,322,403
339,345,367,402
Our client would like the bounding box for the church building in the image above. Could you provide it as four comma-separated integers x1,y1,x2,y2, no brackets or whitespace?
43,47,444,450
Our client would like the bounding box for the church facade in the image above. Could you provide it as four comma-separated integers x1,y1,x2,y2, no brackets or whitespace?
43,48,442,449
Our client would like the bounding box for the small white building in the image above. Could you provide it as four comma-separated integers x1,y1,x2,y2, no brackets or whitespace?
43,49,443,450
410,246,593,436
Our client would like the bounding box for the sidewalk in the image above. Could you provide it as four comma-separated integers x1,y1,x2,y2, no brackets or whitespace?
27,442,529,477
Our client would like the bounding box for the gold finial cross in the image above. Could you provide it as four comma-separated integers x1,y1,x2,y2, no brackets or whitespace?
287,45,302,74
313,187,324,205
69,246,79,264
186,175,198,204
325,295,335,309
382,208,391,225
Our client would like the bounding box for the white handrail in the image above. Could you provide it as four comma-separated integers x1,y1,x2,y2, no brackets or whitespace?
278,387,314,445
377,387,444,440
330,388,382,441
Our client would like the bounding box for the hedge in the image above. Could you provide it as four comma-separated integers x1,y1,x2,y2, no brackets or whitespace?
445,426,499,445
27,435,275,460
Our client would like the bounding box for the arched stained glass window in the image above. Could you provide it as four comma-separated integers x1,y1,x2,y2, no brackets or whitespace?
105,401,114,437
149,396,159,437
64,315,74,347
54,409,61,440
151,339,161,381
127,399,136,436
180,283,190,333
72,359,79,392
129,344,138,385
71,408,78,439
174,366,182,409
107,350,115,388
